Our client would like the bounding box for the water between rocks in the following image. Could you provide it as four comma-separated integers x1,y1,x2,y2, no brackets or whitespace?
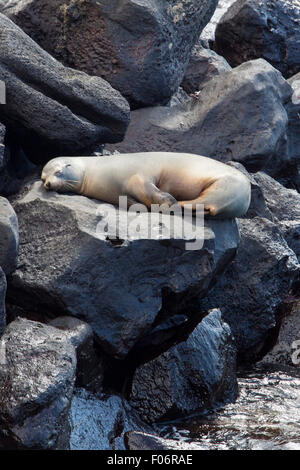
158,365,300,450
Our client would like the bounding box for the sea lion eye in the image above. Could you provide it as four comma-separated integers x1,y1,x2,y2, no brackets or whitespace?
55,170,63,177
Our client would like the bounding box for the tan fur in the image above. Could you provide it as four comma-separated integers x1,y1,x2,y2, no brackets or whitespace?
41,152,251,218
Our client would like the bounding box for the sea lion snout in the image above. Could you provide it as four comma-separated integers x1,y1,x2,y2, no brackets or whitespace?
41,157,85,194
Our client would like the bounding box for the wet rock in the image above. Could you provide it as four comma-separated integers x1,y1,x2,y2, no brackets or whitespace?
49,316,104,390
162,367,300,450
69,388,151,450
107,59,291,173
125,431,208,450
214,0,300,79
0,13,130,163
0,0,218,108
0,317,77,449
0,197,18,275
7,181,240,360
201,217,300,363
0,268,6,335
253,172,300,260
130,309,238,423
181,44,231,94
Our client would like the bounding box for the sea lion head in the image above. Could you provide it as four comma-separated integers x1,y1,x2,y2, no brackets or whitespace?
41,157,85,194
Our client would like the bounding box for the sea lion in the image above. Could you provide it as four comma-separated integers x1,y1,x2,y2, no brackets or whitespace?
41,152,251,218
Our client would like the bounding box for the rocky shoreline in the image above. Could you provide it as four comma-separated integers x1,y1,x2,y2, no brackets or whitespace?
0,0,299,450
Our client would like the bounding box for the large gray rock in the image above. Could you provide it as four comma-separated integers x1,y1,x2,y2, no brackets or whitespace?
130,309,238,423
253,171,300,261
0,0,218,108
181,44,231,94
0,318,77,449
0,197,18,275
201,217,300,363
214,0,300,79
0,13,130,163
7,180,240,360
69,389,151,450
0,268,6,336
107,59,292,173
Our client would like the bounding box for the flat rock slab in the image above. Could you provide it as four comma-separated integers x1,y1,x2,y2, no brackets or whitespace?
0,13,130,162
7,180,240,359
0,196,18,275
0,0,218,108
0,318,76,449
107,59,291,173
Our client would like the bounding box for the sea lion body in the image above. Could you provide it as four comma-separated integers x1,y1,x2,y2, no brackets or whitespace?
41,152,251,218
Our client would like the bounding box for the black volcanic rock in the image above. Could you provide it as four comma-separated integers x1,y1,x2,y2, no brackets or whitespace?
0,318,77,449
107,59,291,173
181,44,231,93
214,0,300,79
0,13,130,163
130,309,238,423
0,0,219,108
201,216,300,363
7,180,240,360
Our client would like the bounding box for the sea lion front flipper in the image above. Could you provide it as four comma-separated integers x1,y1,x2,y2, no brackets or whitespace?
126,174,178,209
